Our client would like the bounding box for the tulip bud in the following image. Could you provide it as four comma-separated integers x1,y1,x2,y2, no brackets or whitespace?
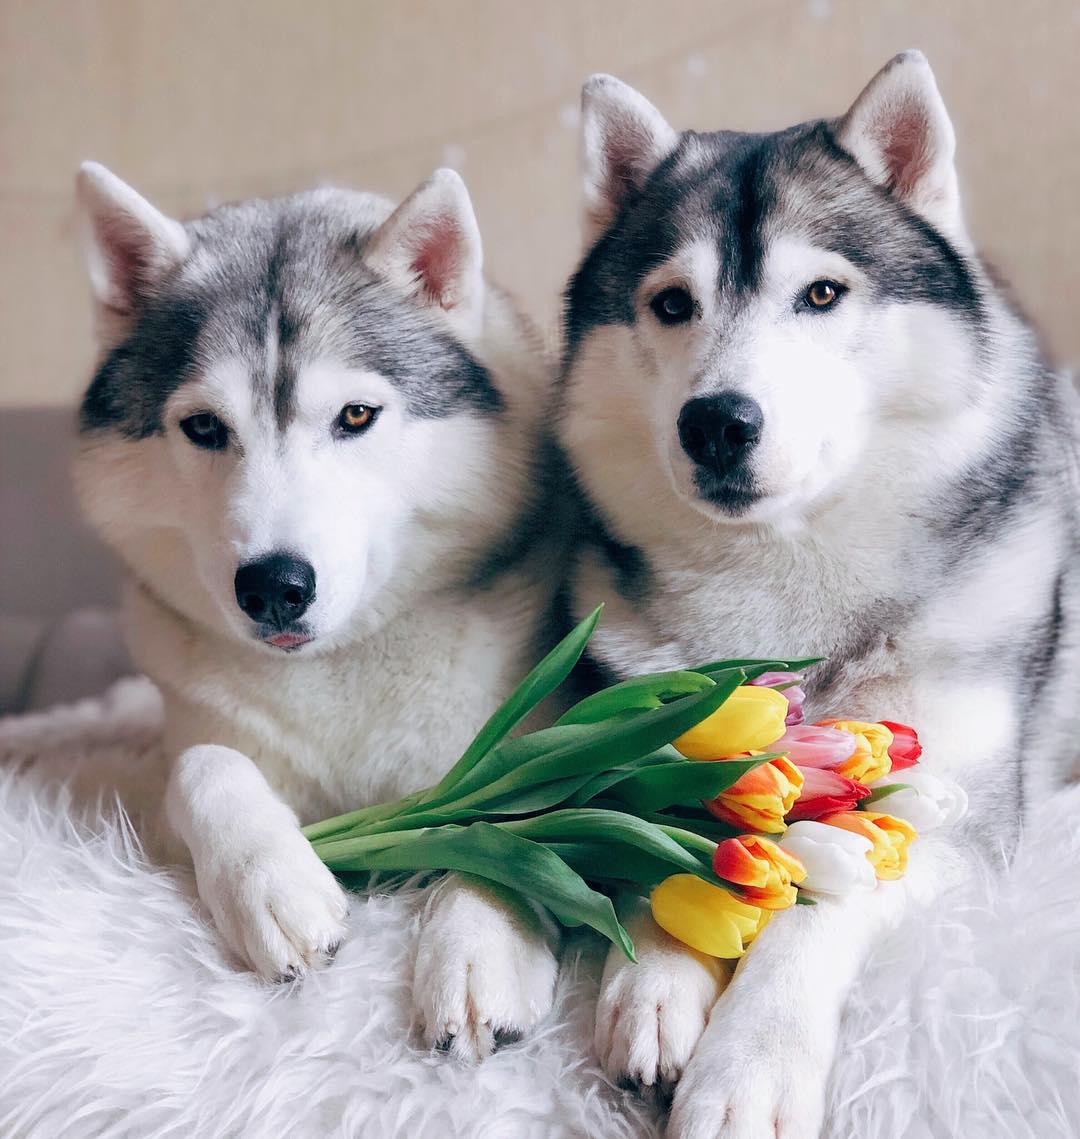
712,834,806,910
750,671,806,726
817,720,894,784
675,685,789,760
777,724,857,769
878,769,968,832
650,874,770,958
705,755,804,833
777,821,878,895
820,810,916,880
880,720,922,770
786,766,869,822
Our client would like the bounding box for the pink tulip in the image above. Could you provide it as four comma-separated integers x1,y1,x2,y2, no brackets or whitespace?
786,766,869,822
776,723,857,769
751,672,806,726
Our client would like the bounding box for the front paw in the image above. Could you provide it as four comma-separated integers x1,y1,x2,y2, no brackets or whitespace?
195,828,350,982
668,999,832,1139
596,931,729,1104
413,876,558,1062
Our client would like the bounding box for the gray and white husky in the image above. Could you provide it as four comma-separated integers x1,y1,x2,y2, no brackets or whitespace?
559,52,1080,1137
74,163,561,1060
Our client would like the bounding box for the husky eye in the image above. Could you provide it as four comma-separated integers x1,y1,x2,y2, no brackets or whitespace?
650,287,695,326
336,403,379,436
802,280,847,311
180,412,229,451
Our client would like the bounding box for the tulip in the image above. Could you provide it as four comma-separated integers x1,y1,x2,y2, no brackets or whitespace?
675,685,789,760
712,834,806,910
786,766,869,822
750,671,806,726
778,821,878,895
818,720,894,784
880,720,922,770
776,724,857,769
878,770,968,832
650,874,770,958
820,810,916,880
705,756,804,833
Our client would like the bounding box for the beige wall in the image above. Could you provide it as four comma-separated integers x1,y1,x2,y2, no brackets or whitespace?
2,0,1078,410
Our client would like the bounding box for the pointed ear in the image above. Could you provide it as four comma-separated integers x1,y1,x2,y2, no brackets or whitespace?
75,162,190,315
363,168,484,321
836,51,964,240
580,74,678,242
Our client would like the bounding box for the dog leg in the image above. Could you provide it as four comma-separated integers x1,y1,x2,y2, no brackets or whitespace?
595,895,732,1105
164,743,350,982
667,833,966,1139
413,874,559,1062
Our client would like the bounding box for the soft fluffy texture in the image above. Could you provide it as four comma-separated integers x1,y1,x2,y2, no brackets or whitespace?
1,682,1077,1139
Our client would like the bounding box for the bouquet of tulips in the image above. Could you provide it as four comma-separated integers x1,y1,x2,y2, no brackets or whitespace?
304,608,967,960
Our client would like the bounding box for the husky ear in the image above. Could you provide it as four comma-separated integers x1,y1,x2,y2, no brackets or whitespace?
836,51,964,240
76,162,190,315
581,74,678,242
364,168,484,322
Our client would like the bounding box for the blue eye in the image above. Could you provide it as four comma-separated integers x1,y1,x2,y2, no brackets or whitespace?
180,412,229,450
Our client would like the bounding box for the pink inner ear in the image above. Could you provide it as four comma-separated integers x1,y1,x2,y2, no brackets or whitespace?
877,102,932,198
96,214,155,310
410,213,463,309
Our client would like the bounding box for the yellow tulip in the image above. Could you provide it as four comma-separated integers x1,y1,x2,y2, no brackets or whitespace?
818,720,894,784
820,810,917,880
650,874,770,958
675,685,789,760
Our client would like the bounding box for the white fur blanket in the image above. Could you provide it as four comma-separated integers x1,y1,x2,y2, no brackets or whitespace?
1,680,1077,1139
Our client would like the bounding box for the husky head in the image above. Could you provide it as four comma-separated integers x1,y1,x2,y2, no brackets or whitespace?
75,166,546,655
562,52,992,532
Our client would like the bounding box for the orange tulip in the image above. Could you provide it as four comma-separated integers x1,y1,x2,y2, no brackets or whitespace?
712,834,807,910
705,756,804,833
817,720,894,784
820,810,917,880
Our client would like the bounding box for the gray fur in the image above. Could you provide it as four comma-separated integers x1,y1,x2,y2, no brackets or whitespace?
81,189,500,439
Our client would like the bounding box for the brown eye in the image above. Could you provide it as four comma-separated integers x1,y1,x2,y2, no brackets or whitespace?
180,412,229,451
650,286,695,325
336,403,379,435
803,280,847,311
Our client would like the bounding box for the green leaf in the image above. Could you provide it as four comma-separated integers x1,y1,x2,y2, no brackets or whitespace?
426,605,603,802
501,808,714,878
557,670,716,726
542,841,690,893
693,657,823,681
599,755,774,812
443,669,747,811
859,782,910,806
316,820,634,958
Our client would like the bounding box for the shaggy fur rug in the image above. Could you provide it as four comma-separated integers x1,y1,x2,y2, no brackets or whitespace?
1,680,1077,1139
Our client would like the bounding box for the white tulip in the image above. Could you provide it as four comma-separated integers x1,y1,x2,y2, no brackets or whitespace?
876,770,968,832
778,821,877,896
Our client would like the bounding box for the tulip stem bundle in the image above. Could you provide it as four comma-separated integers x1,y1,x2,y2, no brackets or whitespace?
304,607,963,961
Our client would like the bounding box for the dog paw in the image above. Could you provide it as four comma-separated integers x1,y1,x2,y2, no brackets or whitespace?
413,875,558,1062
595,923,729,1103
195,828,350,982
667,1001,831,1139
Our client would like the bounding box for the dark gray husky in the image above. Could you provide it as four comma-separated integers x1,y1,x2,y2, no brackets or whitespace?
558,51,1079,1138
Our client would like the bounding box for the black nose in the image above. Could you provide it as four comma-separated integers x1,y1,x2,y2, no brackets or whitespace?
234,554,316,627
678,393,764,475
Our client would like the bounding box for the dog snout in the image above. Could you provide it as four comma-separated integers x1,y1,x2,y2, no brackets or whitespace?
234,553,316,627
677,393,763,475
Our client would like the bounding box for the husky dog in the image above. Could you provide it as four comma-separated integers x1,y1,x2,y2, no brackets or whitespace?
74,164,562,1060
559,53,1079,1137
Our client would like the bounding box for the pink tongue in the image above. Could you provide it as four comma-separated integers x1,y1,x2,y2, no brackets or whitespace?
268,633,307,649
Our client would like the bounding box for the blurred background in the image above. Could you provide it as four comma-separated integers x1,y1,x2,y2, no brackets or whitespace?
2,0,1078,712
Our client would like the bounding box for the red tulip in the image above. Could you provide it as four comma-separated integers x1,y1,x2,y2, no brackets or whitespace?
786,765,869,822
880,721,921,770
